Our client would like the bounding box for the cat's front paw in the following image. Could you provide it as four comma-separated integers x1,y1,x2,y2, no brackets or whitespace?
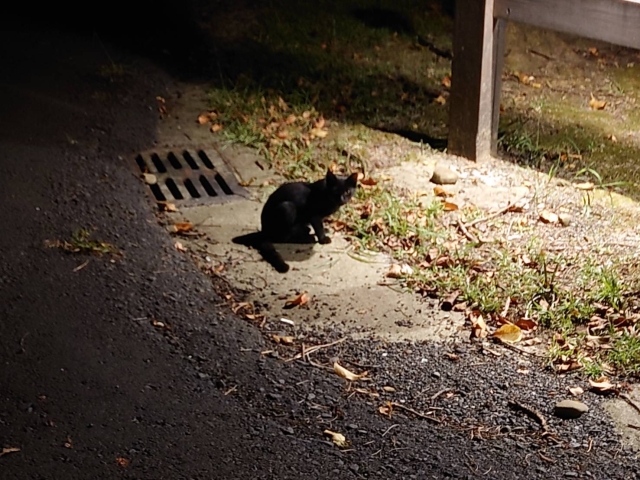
318,236,332,245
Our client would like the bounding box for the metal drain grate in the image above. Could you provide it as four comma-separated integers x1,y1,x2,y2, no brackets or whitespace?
134,148,248,206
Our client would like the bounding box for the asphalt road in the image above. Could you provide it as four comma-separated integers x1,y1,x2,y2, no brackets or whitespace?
2,8,640,480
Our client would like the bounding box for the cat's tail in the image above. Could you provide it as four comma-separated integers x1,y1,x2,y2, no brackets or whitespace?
232,231,290,273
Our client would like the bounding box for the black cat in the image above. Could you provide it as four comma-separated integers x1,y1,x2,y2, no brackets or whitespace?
232,170,358,273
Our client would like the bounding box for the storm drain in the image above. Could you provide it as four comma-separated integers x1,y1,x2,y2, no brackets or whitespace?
134,148,249,206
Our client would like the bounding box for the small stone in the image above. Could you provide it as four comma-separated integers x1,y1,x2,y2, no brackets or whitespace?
430,164,459,185
349,464,360,474
559,213,572,227
554,399,589,419
281,426,294,435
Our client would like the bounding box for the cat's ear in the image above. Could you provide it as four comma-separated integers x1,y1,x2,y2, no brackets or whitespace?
347,172,359,187
326,169,337,185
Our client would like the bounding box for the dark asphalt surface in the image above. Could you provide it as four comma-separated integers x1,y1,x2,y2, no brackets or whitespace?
2,6,640,480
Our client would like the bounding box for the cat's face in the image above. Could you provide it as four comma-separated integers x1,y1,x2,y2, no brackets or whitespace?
326,170,358,205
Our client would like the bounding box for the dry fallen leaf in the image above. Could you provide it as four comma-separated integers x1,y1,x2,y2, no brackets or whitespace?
441,76,451,88
386,264,413,278
539,210,559,224
284,292,309,309
0,447,20,457
197,111,217,124
210,124,223,133
333,361,368,381
433,186,454,197
517,368,530,374
589,47,599,57
172,222,194,234
309,128,329,138
446,352,460,361
589,377,616,394
434,94,447,105
174,241,186,252
470,312,488,339
568,386,584,397
378,402,393,417
360,177,378,186
157,201,178,212
272,334,295,345
515,318,538,331
143,173,157,185
382,386,396,393
492,324,523,343
443,201,459,211
324,430,349,448
589,93,606,110
115,457,130,468
607,134,618,143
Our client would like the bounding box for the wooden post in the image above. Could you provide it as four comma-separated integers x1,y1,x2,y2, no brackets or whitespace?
448,0,499,161
491,18,507,156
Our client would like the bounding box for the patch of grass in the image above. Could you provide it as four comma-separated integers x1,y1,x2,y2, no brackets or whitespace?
97,63,128,81
609,333,640,376
45,229,119,256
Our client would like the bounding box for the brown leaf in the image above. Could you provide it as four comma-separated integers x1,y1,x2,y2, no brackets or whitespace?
197,111,217,124
470,312,488,339
386,264,413,278
539,210,559,224
515,318,538,331
272,334,295,345
441,76,451,89
278,96,290,111
589,93,606,110
174,241,186,252
382,386,397,393
446,352,460,361
333,361,368,381
210,124,223,133
157,201,178,212
492,324,523,343
360,177,378,186
284,292,309,309
443,201,459,211
310,127,328,138
116,457,130,468
314,117,326,129
433,186,454,197
589,377,616,394
172,222,194,234
607,134,618,143
434,94,447,105
378,401,393,417
589,47,599,57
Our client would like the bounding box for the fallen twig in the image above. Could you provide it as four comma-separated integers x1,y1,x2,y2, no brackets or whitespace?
508,399,549,434
456,218,479,243
285,337,346,362
381,424,400,437
464,203,516,228
391,402,442,423
495,338,542,357
430,388,454,403
621,393,640,416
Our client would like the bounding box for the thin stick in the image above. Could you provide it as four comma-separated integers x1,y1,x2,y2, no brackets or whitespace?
391,403,442,423
621,394,640,416
381,424,400,437
464,203,515,228
456,218,479,243
508,399,548,433
285,337,346,362
430,388,454,402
